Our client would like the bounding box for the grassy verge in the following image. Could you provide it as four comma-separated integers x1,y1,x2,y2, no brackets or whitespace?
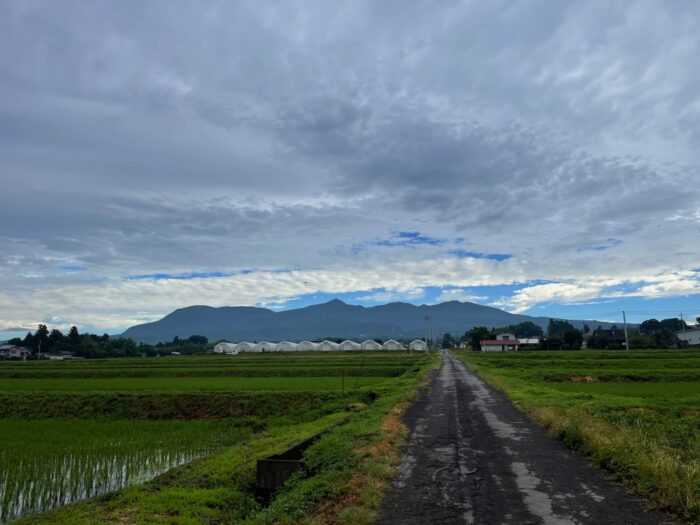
247,351,440,525
453,350,699,522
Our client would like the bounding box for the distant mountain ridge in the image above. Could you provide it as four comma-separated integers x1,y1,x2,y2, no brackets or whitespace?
119,299,618,344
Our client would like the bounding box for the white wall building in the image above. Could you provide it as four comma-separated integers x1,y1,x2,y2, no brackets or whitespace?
297,340,318,351
276,341,298,351
383,339,405,350
360,340,382,350
481,338,520,351
409,339,428,351
677,327,700,346
496,332,517,340
317,340,340,351
339,340,361,351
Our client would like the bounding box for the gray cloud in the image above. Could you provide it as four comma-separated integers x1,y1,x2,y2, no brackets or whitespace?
1,0,698,331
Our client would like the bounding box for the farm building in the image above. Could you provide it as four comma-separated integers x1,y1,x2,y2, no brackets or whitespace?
361,340,382,350
676,327,700,347
496,332,516,340
317,340,340,351
339,340,361,351
254,342,277,352
233,342,255,353
297,340,318,351
0,345,32,360
383,339,405,350
214,342,238,354
409,339,428,351
481,339,520,351
276,341,298,351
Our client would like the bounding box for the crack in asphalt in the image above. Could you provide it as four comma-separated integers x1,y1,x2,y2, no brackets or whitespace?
375,351,673,525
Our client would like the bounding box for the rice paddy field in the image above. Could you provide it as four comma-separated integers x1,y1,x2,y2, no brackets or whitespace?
454,349,700,521
0,351,433,524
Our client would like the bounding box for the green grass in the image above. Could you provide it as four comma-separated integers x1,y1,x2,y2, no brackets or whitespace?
11,354,439,524
0,376,388,392
454,349,700,521
1,351,432,523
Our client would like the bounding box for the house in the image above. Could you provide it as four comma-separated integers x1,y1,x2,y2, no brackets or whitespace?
409,339,428,351
0,345,32,360
496,332,516,340
676,327,700,347
591,329,626,344
517,337,540,347
480,338,520,351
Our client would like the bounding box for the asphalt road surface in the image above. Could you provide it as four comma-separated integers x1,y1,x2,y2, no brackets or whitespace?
376,351,672,525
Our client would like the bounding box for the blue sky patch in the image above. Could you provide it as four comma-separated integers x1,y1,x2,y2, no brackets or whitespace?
57,263,87,272
449,250,512,261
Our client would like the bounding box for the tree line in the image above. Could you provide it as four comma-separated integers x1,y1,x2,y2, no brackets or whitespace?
440,317,696,351
7,326,210,359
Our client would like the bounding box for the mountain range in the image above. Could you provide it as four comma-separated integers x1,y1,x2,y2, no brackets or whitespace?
119,299,618,344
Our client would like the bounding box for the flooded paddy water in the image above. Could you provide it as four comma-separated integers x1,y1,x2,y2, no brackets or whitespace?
0,419,238,523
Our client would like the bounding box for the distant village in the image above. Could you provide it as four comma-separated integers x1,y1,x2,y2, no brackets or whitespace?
2,317,699,360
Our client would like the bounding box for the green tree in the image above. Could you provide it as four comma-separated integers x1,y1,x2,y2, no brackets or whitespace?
441,333,455,348
467,326,491,351
583,323,590,334
47,329,64,352
547,319,576,338
639,319,661,334
659,318,686,332
563,329,583,350
34,324,49,352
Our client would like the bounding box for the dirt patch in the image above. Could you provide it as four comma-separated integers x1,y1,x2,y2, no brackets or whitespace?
629,407,656,414
306,402,410,524
570,376,600,382
681,409,700,417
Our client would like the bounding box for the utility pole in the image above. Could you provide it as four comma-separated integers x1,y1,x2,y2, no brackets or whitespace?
622,311,630,355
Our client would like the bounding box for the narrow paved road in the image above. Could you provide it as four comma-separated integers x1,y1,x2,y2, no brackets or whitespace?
376,351,672,525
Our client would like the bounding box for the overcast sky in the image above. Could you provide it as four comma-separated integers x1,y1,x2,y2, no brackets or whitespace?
1,0,699,337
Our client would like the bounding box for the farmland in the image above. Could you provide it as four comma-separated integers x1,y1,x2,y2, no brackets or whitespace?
0,351,434,524
454,349,700,521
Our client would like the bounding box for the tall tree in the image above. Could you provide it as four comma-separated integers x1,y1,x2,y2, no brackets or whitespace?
547,319,576,338
467,326,491,351
441,332,455,349
34,324,49,352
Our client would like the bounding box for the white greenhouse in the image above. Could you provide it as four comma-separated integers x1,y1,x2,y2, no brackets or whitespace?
253,342,277,352
297,340,318,351
214,342,238,354
383,339,405,350
276,341,298,352
339,340,361,351
317,340,340,351
233,342,256,353
409,339,428,351
360,340,382,350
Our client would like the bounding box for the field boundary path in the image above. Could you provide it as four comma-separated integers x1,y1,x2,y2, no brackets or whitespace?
375,350,673,525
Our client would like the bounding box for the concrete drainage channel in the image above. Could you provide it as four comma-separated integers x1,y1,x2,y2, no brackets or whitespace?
255,433,322,500
255,392,378,501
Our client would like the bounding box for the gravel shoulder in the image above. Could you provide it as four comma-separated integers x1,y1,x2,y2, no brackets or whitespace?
375,350,674,525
